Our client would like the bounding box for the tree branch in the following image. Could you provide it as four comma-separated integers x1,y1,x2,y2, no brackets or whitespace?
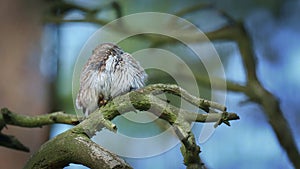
24,128,132,169
0,108,81,128
141,84,226,111
0,133,29,152
1,84,239,169
206,22,300,168
0,108,81,153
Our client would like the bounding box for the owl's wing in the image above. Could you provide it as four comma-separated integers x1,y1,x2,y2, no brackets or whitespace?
123,52,148,86
109,52,147,98
76,52,107,115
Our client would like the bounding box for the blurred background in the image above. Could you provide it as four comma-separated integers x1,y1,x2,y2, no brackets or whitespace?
0,0,299,169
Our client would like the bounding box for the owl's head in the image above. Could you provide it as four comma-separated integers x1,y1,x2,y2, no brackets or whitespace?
93,43,123,57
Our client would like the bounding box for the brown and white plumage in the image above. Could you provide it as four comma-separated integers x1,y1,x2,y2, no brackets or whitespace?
76,43,147,116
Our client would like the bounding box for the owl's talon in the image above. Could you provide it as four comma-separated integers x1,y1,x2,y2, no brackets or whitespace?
98,99,108,107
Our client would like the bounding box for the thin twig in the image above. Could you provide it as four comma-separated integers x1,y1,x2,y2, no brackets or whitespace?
141,84,227,111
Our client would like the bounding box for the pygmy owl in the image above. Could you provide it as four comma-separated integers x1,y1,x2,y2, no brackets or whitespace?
76,43,147,116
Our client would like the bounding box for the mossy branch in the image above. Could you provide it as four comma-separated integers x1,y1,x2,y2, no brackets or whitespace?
24,127,132,169
1,84,239,169
0,108,81,128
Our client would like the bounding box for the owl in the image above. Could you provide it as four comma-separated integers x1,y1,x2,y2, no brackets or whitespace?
76,43,147,116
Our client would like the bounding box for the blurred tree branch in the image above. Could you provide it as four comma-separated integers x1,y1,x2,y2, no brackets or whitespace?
43,0,121,25
177,6,300,166
179,5,300,167
1,84,239,169
206,23,300,168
